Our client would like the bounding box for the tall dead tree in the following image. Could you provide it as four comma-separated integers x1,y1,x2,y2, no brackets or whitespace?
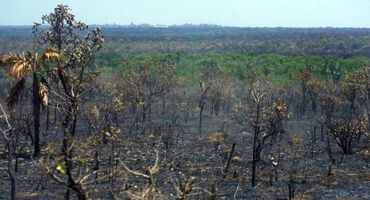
33,5,104,200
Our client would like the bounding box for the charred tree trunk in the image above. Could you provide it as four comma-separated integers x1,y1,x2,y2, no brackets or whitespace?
198,98,205,138
252,103,260,187
311,97,317,113
5,136,16,200
141,104,146,122
46,106,50,131
223,143,237,178
32,72,41,158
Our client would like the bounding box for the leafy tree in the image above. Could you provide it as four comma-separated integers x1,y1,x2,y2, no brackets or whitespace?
119,56,175,122
344,68,370,129
306,79,324,113
297,68,313,115
197,58,219,137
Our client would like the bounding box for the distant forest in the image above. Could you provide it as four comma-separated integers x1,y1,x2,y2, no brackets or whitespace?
2,26,370,57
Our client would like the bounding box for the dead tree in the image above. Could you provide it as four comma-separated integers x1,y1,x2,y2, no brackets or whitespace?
0,103,16,200
249,81,267,187
248,81,289,187
196,60,219,138
33,5,104,200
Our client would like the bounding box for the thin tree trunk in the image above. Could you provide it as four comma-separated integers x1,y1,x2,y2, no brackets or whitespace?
198,93,206,138
77,192,87,200
46,106,50,131
223,143,237,178
33,72,41,158
199,105,204,138
142,104,146,122
252,104,260,187
6,140,16,200
8,161,16,200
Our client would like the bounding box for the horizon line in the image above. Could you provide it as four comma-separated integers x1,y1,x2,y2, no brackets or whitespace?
1,23,370,29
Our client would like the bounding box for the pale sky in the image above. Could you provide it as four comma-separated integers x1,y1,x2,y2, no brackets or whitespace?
0,0,369,27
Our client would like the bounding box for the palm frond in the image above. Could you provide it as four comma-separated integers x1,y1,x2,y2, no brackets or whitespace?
9,60,32,79
1,53,32,79
0,53,21,65
39,78,49,107
42,48,62,62
6,78,26,109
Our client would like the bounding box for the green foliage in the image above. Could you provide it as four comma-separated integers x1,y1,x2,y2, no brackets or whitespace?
96,52,125,68
95,51,370,86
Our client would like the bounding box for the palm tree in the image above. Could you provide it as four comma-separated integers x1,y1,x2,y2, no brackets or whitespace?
0,48,61,157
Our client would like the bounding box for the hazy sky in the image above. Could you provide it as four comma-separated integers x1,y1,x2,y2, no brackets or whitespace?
0,0,369,27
